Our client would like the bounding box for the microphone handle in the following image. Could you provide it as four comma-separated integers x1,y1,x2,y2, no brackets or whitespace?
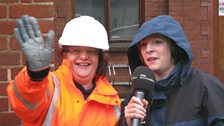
132,118,141,126
132,90,145,126
134,90,145,99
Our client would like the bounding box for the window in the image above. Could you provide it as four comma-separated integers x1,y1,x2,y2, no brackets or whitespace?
75,0,140,41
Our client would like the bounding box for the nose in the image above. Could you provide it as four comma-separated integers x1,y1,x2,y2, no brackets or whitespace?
145,42,154,52
79,51,88,59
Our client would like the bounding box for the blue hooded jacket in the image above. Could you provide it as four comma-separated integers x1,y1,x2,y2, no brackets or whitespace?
119,15,224,126
127,15,192,72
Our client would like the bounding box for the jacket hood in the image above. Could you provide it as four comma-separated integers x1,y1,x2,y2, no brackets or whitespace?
128,15,193,72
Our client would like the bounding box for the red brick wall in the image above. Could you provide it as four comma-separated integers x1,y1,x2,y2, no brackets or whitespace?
145,0,168,17
54,0,74,67
0,1,55,125
169,0,214,73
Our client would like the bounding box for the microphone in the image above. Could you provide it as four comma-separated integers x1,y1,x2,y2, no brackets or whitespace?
131,66,155,126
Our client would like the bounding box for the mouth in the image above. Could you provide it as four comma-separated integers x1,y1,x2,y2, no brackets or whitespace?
75,63,91,66
147,57,158,61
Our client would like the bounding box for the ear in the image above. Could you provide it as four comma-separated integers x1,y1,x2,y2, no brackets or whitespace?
59,47,67,59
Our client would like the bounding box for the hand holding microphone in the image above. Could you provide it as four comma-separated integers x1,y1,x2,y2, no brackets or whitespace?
124,96,149,126
124,66,155,126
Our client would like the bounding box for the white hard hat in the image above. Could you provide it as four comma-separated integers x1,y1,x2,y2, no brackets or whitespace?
58,16,109,50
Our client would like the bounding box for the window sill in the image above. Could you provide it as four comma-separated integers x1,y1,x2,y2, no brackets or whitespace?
109,39,131,52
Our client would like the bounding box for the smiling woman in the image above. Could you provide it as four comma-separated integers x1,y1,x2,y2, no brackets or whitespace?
7,15,121,126
65,46,99,88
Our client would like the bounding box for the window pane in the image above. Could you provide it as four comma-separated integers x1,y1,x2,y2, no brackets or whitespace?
110,0,139,39
75,0,106,26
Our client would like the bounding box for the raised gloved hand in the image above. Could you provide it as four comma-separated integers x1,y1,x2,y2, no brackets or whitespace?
14,15,55,71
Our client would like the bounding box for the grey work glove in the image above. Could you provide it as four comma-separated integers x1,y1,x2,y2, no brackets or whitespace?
14,15,55,71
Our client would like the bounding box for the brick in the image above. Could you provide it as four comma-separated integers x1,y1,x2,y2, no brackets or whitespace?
39,20,55,33
34,0,53,2
55,22,65,30
0,5,7,18
200,8,208,21
10,36,20,50
0,98,8,111
0,52,20,65
201,1,209,7
0,36,7,50
9,4,54,18
22,54,26,65
169,7,184,14
57,8,66,17
0,113,21,126
145,0,168,16
201,21,209,31
188,35,204,41
11,67,23,79
21,0,32,3
0,68,7,81
0,82,8,96
201,50,209,58
0,0,19,3
0,21,16,34
184,1,200,7
54,0,64,2
55,18,65,33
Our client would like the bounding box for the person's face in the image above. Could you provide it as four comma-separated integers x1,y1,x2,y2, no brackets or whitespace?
138,36,175,80
66,46,99,85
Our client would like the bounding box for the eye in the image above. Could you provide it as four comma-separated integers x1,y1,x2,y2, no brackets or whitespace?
154,40,163,44
139,41,147,48
87,49,98,55
69,48,80,54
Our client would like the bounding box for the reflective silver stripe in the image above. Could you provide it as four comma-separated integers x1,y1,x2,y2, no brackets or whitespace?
13,80,38,110
114,105,121,121
42,74,60,126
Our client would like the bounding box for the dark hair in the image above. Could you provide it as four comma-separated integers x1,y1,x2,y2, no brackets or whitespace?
61,46,108,80
95,50,108,79
170,39,188,65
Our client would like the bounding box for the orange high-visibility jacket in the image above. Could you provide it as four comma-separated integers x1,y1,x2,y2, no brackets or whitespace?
7,60,121,126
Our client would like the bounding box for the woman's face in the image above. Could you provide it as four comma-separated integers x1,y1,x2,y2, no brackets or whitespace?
66,46,99,85
138,36,175,80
